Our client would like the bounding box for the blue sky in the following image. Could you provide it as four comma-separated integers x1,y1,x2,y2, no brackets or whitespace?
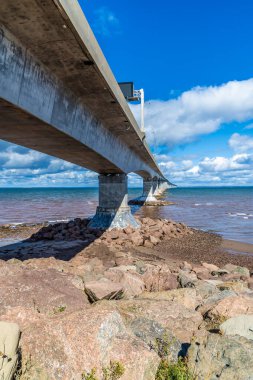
1,0,253,187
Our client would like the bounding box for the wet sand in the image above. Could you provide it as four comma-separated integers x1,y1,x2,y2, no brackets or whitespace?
148,229,253,271
222,239,253,255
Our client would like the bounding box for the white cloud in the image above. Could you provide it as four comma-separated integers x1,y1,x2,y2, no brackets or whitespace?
229,133,253,152
156,151,253,186
244,123,253,130
93,7,120,36
0,143,98,187
0,148,45,169
131,78,253,147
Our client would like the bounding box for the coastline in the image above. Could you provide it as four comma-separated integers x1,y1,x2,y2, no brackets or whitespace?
222,239,253,255
1,220,253,270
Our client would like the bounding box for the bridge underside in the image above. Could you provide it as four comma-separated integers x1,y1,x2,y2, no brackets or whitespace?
0,0,164,179
0,98,122,174
0,0,171,229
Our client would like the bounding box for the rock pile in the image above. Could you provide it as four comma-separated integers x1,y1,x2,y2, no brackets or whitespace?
30,217,193,249
1,217,253,379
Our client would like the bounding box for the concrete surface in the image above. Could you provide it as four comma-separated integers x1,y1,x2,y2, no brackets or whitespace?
88,174,140,229
0,0,165,180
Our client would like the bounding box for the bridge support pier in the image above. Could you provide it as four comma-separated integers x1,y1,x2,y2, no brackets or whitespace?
138,177,158,202
128,177,159,204
88,174,140,230
154,179,169,197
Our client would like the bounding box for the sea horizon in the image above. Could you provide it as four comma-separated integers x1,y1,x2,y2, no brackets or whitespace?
0,186,252,244
0,185,252,189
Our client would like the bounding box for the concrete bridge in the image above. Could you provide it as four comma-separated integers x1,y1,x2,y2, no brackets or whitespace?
0,0,172,228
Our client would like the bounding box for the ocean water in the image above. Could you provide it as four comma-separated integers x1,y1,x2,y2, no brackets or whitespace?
0,187,252,244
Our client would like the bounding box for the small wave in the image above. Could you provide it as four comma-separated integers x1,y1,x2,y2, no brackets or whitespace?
194,202,214,206
48,219,69,223
228,212,252,219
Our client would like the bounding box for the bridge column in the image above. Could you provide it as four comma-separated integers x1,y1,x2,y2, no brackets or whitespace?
141,177,159,202
129,177,158,204
154,179,168,197
88,174,140,229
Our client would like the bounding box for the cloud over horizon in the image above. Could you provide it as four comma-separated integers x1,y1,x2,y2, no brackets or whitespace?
131,78,253,148
0,78,253,187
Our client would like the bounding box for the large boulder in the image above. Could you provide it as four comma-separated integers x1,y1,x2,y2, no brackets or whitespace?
178,271,197,288
2,303,159,380
220,315,253,341
104,266,145,298
137,288,201,310
116,299,202,343
0,264,89,316
128,317,182,362
197,289,236,316
143,265,178,292
188,332,253,379
84,278,123,302
223,264,250,278
208,294,253,319
0,321,20,380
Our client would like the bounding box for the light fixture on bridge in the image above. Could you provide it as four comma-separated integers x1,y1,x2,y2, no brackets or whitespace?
118,82,145,133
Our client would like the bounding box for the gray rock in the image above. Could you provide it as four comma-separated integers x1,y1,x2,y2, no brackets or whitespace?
188,332,253,379
178,271,197,288
232,266,250,278
128,317,183,362
197,289,236,315
0,321,20,380
220,315,253,340
194,279,220,299
223,264,250,277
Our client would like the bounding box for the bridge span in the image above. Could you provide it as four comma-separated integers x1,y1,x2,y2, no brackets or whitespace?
0,0,171,228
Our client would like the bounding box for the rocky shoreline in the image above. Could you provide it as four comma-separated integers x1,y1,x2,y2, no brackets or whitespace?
0,217,253,379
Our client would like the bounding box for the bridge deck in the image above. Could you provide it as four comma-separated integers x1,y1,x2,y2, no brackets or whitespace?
0,0,163,178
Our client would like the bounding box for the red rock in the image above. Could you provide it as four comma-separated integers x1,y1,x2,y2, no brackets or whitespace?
144,240,154,248
105,267,145,298
208,295,253,319
131,232,144,246
193,266,211,280
248,278,253,289
220,273,242,282
2,304,159,380
0,264,89,316
109,230,120,240
180,261,192,272
202,263,220,272
114,252,134,266
117,298,202,343
142,217,157,227
85,278,123,302
143,265,178,292
149,235,160,245
123,226,133,235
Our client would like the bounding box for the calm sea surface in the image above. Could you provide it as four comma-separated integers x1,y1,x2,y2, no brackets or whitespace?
0,187,252,243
